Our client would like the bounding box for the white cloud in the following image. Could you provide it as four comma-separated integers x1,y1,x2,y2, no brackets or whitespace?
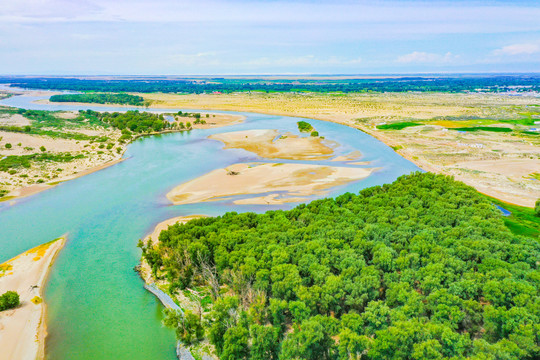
396,52,458,64
244,56,362,67
493,43,540,56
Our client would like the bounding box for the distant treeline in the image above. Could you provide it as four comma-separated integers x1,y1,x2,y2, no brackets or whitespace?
4,75,540,94
49,93,147,106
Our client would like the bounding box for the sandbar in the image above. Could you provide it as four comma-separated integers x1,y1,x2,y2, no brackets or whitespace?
209,129,335,160
166,162,374,205
0,237,66,360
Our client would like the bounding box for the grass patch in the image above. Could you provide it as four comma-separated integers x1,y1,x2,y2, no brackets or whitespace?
377,122,422,130
429,119,497,128
0,153,85,172
485,195,540,238
451,126,512,133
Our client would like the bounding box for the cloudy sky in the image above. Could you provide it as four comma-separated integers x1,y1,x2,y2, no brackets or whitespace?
1,0,540,75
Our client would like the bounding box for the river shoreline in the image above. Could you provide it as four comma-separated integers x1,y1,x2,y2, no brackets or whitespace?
1,97,245,204
0,236,66,360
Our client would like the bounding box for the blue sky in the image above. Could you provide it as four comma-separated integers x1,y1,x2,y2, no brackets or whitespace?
1,0,540,75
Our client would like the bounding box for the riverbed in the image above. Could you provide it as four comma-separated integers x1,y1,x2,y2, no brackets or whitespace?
0,89,420,359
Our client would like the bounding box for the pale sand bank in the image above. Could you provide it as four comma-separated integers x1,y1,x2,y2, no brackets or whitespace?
167,162,375,205
209,129,335,160
331,151,363,162
0,237,66,360
3,158,125,203
144,215,206,245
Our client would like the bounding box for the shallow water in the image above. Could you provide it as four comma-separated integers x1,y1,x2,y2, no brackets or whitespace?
0,90,420,359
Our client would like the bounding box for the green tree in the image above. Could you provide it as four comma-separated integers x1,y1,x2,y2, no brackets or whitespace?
221,325,249,360
0,291,20,311
250,324,280,360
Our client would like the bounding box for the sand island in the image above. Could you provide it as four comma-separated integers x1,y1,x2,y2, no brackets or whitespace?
167,162,374,205
0,237,65,360
209,129,335,160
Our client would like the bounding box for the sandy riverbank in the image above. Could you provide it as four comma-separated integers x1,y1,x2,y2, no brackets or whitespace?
167,162,375,205
2,158,125,204
0,237,66,360
139,92,540,207
209,129,335,160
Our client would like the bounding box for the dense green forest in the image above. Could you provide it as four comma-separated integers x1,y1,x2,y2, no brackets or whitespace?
4,75,540,94
49,93,147,106
141,173,539,360
79,110,176,141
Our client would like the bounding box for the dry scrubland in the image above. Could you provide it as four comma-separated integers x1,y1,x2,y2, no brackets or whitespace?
142,92,540,207
0,108,123,199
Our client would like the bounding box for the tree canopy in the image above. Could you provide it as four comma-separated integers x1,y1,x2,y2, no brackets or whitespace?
49,93,147,106
141,172,540,360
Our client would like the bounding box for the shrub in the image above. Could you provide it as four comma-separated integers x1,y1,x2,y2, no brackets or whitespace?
0,291,20,311
297,121,313,132
5,143,12,149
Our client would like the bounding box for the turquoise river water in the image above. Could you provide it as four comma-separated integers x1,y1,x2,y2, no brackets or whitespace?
0,90,419,359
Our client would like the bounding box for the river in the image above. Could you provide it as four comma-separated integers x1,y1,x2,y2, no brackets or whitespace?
0,89,419,359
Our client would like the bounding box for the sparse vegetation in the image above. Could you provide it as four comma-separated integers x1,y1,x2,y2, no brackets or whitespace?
0,153,85,172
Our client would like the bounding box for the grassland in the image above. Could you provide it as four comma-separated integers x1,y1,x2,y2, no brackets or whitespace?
139,91,540,207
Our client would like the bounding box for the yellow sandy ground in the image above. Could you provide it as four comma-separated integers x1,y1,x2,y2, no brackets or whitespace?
167,162,374,205
140,92,540,207
209,129,335,160
0,237,65,360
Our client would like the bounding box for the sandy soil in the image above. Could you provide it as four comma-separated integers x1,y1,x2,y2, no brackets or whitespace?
380,124,540,207
331,151,363,162
167,162,374,205
0,113,31,126
209,129,335,160
141,92,540,207
186,114,245,129
0,237,65,360
0,131,87,155
3,158,125,203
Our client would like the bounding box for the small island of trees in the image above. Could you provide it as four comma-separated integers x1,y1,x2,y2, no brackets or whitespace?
50,93,148,106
